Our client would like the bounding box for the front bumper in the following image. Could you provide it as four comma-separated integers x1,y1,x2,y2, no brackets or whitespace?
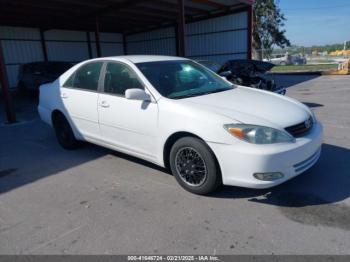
208,122,323,189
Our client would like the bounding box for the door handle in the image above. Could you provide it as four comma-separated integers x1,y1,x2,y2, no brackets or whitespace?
61,93,68,99
99,101,110,108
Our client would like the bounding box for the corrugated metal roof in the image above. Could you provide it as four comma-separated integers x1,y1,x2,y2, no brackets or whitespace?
0,0,252,33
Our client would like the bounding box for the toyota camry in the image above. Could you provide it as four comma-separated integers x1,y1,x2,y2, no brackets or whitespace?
38,56,323,194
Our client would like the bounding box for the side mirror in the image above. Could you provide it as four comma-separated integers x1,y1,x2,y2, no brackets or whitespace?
125,89,151,101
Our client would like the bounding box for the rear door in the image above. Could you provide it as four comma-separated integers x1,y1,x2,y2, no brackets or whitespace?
60,61,103,140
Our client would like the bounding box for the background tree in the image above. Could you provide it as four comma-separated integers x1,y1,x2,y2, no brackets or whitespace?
253,0,291,60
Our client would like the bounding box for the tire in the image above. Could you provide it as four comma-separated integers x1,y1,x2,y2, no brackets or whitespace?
169,137,221,195
52,113,79,150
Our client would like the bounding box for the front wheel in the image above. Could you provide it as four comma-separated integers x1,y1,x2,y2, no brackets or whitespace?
169,137,221,195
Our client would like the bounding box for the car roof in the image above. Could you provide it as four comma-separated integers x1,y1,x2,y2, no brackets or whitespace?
88,55,189,64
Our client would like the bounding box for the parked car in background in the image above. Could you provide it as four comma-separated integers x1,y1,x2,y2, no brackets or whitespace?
265,54,289,65
39,56,322,195
197,59,286,95
290,54,307,65
195,60,222,73
264,53,307,65
18,61,74,93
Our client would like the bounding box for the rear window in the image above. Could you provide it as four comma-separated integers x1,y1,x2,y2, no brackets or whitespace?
63,62,103,91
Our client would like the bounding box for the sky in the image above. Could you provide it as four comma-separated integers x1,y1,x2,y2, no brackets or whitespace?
278,0,350,46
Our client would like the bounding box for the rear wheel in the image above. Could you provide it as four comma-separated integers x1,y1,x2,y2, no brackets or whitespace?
52,113,79,150
169,137,221,195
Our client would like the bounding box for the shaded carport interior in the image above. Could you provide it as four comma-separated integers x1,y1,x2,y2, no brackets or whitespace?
0,0,253,123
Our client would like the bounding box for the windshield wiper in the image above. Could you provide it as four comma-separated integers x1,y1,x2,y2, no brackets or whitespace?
201,88,232,95
172,93,202,99
172,87,233,100
173,89,231,99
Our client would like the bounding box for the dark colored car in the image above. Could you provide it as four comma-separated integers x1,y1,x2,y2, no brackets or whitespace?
18,61,74,93
195,60,222,73
197,59,286,95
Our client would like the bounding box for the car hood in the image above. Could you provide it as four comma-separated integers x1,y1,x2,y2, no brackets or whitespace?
178,86,311,129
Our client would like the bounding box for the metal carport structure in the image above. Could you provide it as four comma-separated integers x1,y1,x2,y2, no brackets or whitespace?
0,0,254,123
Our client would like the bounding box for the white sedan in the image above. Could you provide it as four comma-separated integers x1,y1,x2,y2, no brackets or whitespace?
38,55,323,194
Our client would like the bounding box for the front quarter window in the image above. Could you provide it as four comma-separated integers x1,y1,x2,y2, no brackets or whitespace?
136,60,233,99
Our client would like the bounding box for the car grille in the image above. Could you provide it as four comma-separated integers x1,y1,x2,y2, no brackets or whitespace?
285,117,313,137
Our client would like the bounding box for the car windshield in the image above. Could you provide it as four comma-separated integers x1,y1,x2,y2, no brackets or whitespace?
197,60,221,73
136,60,233,99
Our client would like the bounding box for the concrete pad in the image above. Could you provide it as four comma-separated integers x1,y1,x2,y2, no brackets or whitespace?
1,75,350,254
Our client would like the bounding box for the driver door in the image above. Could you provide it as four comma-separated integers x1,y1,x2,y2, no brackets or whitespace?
98,62,159,161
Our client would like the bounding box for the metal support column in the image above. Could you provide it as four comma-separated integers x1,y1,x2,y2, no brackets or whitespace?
247,5,253,60
39,28,48,62
176,0,186,57
86,32,93,58
123,34,128,55
0,41,16,123
95,16,102,57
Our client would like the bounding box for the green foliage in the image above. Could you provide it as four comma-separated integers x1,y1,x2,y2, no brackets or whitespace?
253,0,290,59
310,42,349,53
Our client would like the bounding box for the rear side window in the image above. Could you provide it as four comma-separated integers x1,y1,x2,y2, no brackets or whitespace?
103,62,143,96
63,62,103,91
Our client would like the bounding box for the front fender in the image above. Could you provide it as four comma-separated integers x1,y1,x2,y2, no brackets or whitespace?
155,99,242,165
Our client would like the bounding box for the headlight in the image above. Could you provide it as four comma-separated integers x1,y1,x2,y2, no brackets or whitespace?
224,124,295,144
